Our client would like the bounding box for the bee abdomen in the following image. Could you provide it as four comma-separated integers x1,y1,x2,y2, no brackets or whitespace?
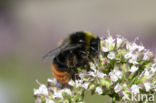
52,64,71,84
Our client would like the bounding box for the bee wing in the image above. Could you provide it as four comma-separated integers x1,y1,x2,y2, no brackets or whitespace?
42,42,68,62
42,43,82,62
62,44,82,51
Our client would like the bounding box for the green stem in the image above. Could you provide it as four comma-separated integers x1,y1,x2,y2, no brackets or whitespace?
112,97,116,103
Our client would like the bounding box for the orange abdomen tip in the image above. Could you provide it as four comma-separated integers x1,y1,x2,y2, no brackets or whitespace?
51,64,71,84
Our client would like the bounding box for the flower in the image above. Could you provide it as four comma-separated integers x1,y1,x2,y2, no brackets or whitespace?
34,84,48,96
129,56,138,64
107,52,115,60
144,83,151,92
88,71,96,77
131,85,140,94
109,69,122,82
47,78,53,82
96,70,106,78
114,83,122,93
109,71,118,82
63,88,72,95
151,67,156,73
144,69,150,77
117,37,123,46
124,52,133,59
46,98,54,103
68,80,75,86
122,92,130,101
143,50,150,60
105,36,115,46
95,87,103,95
130,65,139,73
102,47,109,52
75,80,83,88
53,90,63,99
114,69,122,79
127,43,144,52
82,82,90,89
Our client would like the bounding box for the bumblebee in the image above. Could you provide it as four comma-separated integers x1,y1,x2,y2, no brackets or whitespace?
43,31,100,84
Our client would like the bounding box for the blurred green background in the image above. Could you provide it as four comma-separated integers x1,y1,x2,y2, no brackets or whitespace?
0,0,156,103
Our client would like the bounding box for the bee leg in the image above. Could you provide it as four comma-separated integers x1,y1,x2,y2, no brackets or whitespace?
81,51,99,70
72,72,80,81
79,50,93,61
79,50,99,71
79,50,89,59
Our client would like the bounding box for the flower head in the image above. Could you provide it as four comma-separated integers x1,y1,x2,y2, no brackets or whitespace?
107,52,115,60
114,83,122,93
131,85,140,94
95,87,103,95
34,84,48,96
34,31,156,103
130,65,139,73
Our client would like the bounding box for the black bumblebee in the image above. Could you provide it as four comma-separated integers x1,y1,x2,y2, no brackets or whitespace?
43,31,100,84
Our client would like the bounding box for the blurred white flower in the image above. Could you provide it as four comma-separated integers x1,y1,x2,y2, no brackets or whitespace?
114,83,122,93
34,84,48,95
130,43,144,52
131,85,140,94
53,90,63,99
97,70,106,78
151,67,156,74
130,65,139,73
126,43,144,53
68,80,75,86
138,45,144,52
95,87,103,95
144,83,151,92
126,43,130,50
151,64,156,73
122,92,130,101
102,47,109,52
75,80,83,88
114,69,122,79
46,98,54,103
143,55,148,60
105,36,115,46
82,83,89,89
63,88,72,95
117,37,123,46
88,69,106,78
123,83,127,88
143,50,150,60
88,71,96,77
129,56,138,65
107,52,115,60
109,71,118,82
47,78,57,85
144,69,150,77
124,52,133,59
109,69,122,82
47,78,53,82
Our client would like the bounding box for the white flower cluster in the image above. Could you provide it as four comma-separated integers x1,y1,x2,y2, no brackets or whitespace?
34,32,156,103
34,78,84,103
